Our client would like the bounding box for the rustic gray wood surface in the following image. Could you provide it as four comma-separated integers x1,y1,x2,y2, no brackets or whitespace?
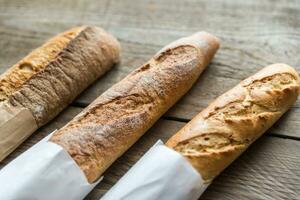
0,0,299,199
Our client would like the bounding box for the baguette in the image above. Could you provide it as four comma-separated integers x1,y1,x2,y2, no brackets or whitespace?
166,63,300,182
3,26,120,126
0,26,120,160
50,32,220,183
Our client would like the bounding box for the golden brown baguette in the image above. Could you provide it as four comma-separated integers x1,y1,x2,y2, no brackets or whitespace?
166,63,300,182
0,26,120,126
50,32,220,183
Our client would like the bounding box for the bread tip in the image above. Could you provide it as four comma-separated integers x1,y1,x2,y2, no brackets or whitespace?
192,31,220,47
175,31,220,53
186,32,220,65
155,31,220,64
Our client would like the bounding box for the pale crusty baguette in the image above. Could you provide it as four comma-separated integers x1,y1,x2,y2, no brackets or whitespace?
50,32,220,183
0,26,120,126
166,63,300,182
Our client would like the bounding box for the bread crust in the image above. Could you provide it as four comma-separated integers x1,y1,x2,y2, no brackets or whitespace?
50,32,220,183
3,26,120,126
166,63,300,182
0,26,83,102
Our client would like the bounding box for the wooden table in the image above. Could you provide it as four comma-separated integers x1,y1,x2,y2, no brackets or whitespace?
0,0,300,199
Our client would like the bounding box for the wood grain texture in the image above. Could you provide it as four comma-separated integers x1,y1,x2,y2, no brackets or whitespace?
0,0,299,138
1,107,299,199
0,0,300,199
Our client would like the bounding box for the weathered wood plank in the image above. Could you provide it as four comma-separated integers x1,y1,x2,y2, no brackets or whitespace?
0,1,299,199
0,107,299,199
0,0,299,138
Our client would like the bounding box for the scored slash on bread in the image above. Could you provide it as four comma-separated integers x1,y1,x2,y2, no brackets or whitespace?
50,32,220,183
166,63,300,182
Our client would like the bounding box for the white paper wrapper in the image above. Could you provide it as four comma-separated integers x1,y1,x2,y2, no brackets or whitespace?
101,141,208,200
0,132,100,200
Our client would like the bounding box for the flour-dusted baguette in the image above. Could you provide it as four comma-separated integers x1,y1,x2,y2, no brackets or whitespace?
50,32,220,183
166,63,300,182
0,26,120,161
